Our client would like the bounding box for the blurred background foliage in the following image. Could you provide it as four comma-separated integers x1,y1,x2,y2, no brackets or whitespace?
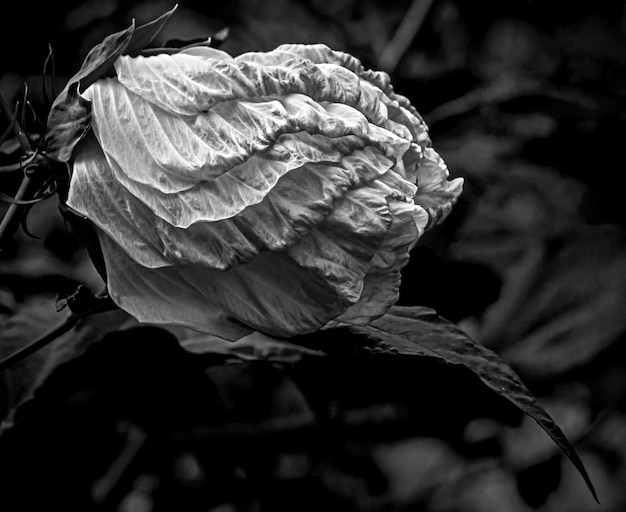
2,0,626,510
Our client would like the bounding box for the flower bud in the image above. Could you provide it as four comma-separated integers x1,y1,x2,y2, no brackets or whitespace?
67,44,463,340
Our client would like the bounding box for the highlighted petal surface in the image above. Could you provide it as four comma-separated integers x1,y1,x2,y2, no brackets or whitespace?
66,42,463,339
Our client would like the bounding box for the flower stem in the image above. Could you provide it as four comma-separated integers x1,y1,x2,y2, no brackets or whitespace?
0,176,32,243
0,313,79,373
0,296,117,373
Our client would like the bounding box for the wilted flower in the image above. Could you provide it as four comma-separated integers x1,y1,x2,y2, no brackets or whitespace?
65,43,462,340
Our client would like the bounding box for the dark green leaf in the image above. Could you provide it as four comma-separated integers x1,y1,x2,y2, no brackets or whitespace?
342,305,598,502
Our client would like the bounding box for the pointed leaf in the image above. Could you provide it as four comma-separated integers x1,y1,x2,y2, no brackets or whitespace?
44,22,135,161
43,82,91,162
44,7,178,162
123,4,179,57
495,227,626,380
59,205,108,282
328,305,597,502
76,21,136,92
181,331,324,364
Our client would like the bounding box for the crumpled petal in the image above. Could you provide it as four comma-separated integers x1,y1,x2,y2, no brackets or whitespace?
287,185,393,302
84,77,413,228
66,42,463,339
327,200,429,327
98,232,349,340
68,134,398,270
237,44,430,139
414,148,464,226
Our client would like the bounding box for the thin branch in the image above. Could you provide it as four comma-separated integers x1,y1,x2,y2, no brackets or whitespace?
173,404,406,446
0,176,32,245
91,423,147,505
424,84,597,127
0,91,38,247
0,152,39,173
378,0,436,73
42,43,56,108
0,92,33,154
0,182,41,205
20,84,30,142
0,312,79,373
0,107,17,145
0,296,117,373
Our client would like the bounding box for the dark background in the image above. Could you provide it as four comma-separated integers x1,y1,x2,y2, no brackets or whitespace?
2,0,626,510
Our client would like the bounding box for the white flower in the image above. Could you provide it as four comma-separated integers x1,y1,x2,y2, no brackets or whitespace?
67,44,463,340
